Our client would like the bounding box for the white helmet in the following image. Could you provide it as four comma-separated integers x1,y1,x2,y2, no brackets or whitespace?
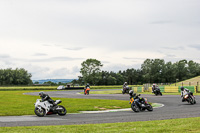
129,90,133,94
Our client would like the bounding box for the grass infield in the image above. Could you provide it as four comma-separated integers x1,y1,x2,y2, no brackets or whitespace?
1,117,200,132
0,90,132,116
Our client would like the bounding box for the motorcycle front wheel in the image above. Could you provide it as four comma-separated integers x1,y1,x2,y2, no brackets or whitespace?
131,104,139,112
34,107,46,117
57,105,67,116
189,97,194,105
146,104,153,111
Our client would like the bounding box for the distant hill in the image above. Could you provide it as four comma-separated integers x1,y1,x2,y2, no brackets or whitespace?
32,79,75,84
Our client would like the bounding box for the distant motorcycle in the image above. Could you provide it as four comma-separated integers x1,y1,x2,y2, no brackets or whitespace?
84,87,90,95
34,99,67,117
153,87,162,96
130,94,153,112
182,93,196,105
122,86,132,94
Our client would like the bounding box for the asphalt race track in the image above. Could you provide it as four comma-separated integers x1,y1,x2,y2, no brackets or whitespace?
1,89,200,127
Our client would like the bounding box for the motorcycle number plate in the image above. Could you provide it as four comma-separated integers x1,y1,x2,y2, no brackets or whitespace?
130,98,134,103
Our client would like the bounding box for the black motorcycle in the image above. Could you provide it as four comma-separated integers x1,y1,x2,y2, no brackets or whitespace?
153,87,162,96
122,86,132,94
130,94,153,112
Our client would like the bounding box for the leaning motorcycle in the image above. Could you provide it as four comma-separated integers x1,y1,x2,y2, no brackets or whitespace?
122,86,132,94
130,94,153,112
34,99,67,117
182,93,196,105
153,87,162,96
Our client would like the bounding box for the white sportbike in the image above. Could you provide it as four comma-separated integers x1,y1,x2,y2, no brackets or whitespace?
34,99,67,117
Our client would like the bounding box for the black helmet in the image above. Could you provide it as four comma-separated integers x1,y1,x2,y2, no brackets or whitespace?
39,91,44,96
181,86,184,91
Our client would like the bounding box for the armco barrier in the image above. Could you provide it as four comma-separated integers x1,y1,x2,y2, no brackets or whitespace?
178,86,196,93
133,87,144,92
147,86,196,93
165,86,178,93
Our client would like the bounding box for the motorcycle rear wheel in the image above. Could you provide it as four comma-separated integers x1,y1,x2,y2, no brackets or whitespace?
57,105,67,116
34,107,46,117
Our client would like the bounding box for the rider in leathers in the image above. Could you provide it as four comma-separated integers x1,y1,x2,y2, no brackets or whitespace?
39,91,57,107
152,84,157,93
123,82,128,92
181,86,193,102
129,90,145,107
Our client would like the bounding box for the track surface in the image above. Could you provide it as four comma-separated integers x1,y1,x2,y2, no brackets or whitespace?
1,89,200,127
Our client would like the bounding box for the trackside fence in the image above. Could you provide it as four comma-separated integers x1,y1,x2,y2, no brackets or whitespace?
146,86,196,93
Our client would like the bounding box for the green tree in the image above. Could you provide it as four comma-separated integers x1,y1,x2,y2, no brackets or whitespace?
80,59,103,85
187,60,200,78
174,60,188,81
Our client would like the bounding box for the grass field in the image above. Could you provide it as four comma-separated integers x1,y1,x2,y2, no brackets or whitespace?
1,117,200,133
0,86,57,90
1,87,200,132
0,90,132,116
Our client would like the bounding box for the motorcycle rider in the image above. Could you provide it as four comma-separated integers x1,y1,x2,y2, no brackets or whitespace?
129,90,145,107
181,86,193,102
84,83,90,93
123,82,128,91
85,83,90,89
39,91,57,107
129,90,136,99
152,83,157,93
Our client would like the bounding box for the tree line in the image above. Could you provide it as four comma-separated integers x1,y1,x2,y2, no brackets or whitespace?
1,58,200,86
73,59,200,85
0,68,32,85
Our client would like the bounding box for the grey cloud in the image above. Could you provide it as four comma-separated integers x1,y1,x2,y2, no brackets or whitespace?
0,54,13,65
101,61,110,64
0,55,84,63
163,54,177,58
30,56,84,62
189,44,200,50
149,21,173,24
31,66,80,79
0,54,11,58
161,46,184,50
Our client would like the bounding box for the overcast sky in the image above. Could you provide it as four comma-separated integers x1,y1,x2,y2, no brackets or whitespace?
0,0,200,80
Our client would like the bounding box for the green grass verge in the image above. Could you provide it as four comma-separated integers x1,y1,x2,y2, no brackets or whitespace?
0,86,57,90
1,117,200,132
0,90,131,116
